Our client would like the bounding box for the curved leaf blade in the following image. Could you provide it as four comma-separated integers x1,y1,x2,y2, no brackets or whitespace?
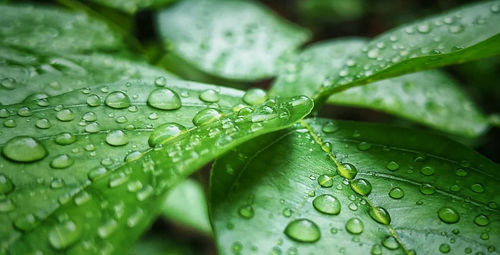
0,3,123,53
156,0,310,81
320,1,500,95
0,79,313,254
271,39,488,137
210,118,500,254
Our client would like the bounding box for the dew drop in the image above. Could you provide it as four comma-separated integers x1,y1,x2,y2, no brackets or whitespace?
154,76,167,87
238,205,254,219
193,108,222,126
105,130,129,146
147,88,182,110
243,88,267,106
312,194,341,215
420,183,435,195
345,218,364,234
471,183,484,193
0,174,14,195
389,187,404,199
14,214,37,231
48,220,81,250
439,243,451,253
474,214,489,226
56,109,75,122
420,166,435,176
2,136,47,162
17,107,32,117
382,236,399,250
455,168,468,177
369,207,391,225
85,122,100,133
371,244,382,255
149,123,187,147
322,122,338,133
82,112,97,122
338,163,357,180
86,94,101,107
350,178,372,196
284,219,321,243
437,207,460,224
251,105,277,122
105,91,131,109
54,133,76,145
317,174,333,188
199,89,220,103
0,198,15,212
50,154,74,169
36,118,51,129
357,142,372,151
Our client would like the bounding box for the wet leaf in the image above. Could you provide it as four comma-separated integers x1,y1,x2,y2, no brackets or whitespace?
210,118,500,254
0,3,123,53
320,1,500,96
270,39,488,137
87,0,177,14
156,0,310,81
0,79,313,254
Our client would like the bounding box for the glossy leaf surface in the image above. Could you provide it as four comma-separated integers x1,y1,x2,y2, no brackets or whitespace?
320,1,500,96
156,0,310,81
0,79,313,254
270,39,488,137
0,3,123,53
210,118,500,254
87,0,177,14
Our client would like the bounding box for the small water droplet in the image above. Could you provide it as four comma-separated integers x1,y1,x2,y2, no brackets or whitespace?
357,142,372,151
36,118,51,129
86,94,101,107
420,166,435,176
389,187,404,199
0,174,14,195
2,136,47,162
382,236,399,250
154,76,167,86
199,89,220,102
193,108,222,126
439,243,451,253
14,214,37,231
474,214,489,226
3,119,16,128
105,91,131,109
147,88,182,110
438,207,460,224
148,123,186,147
455,168,468,177
284,219,321,243
238,205,254,219
470,183,484,193
0,198,15,212
350,178,372,196
251,105,277,122
56,109,75,122
317,174,333,188
345,218,364,234
338,163,357,180
243,89,267,105
48,220,81,250
420,183,435,195
50,154,74,169
312,194,341,215
369,207,391,225
17,107,32,117
54,133,76,145
105,130,129,146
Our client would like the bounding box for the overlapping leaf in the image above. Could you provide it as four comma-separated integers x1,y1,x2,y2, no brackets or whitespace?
0,79,313,254
318,1,500,96
156,0,310,81
210,118,500,254
270,39,488,137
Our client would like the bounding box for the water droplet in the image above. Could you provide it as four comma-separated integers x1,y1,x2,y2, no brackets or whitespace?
345,218,364,234
2,136,47,162
56,109,75,122
474,214,489,226
382,236,399,250
389,187,404,199
338,163,357,180
492,3,500,13
322,122,338,133
317,174,333,188
0,109,9,118
82,112,97,122
105,130,129,146
439,243,451,253
417,23,432,33
55,133,76,145
455,168,467,177
125,151,142,162
357,142,372,151
50,154,74,169
251,105,277,122
420,166,435,176
199,89,220,102
284,219,321,243
86,94,101,107
471,183,484,193
17,107,32,117
371,244,382,255
36,118,51,129
193,108,222,126
420,183,435,195
438,207,460,224
3,119,16,128
369,207,391,225
48,220,81,250
154,76,167,86
0,77,16,90
98,219,118,238
448,24,464,34
243,88,267,105
148,123,186,147
105,91,131,109
312,194,341,215
14,214,37,231
85,122,100,133
0,198,15,212
350,178,372,196
0,174,14,195
147,88,182,110
238,205,254,219
282,208,293,217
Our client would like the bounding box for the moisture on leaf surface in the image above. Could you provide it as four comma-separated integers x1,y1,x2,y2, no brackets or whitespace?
210,118,500,255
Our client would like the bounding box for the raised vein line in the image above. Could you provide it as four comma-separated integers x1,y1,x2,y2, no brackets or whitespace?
299,119,411,254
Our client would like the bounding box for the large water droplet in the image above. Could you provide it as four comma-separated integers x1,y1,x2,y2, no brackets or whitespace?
199,89,220,103
50,154,74,169
48,220,81,250
345,218,364,234
284,219,321,243
86,94,101,107
338,163,357,180
105,91,131,109
56,109,75,122
439,243,451,253
147,88,182,110
243,88,267,105
382,236,399,250
105,130,129,146
317,174,333,188
313,194,341,215
2,136,47,162
148,123,186,147
369,207,391,225
474,214,489,226
193,108,222,126
350,178,372,196
0,174,14,195
437,207,460,224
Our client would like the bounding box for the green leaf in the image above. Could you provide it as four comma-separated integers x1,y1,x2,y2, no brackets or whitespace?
0,79,313,254
319,1,500,96
0,45,177,105
156,0,310,81
0,3,123,53
87,0,177,14
163,179,211,234
210,118,500,254
129,232,197,255
270,39,488,137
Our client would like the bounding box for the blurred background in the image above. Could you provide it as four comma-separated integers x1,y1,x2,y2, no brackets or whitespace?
6,0,500,254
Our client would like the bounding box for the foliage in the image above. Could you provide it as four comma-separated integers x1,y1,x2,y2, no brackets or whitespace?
0,0,499,255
